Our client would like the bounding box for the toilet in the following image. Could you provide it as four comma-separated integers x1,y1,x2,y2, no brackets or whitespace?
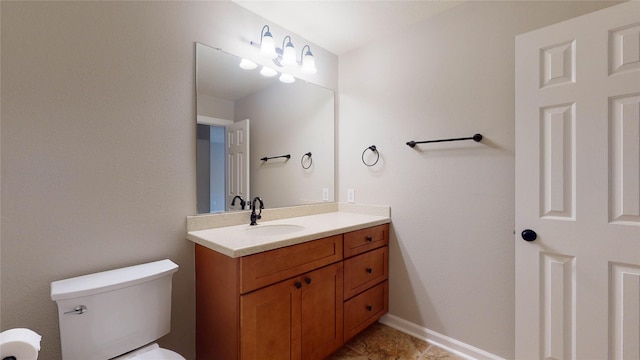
51,259,185,360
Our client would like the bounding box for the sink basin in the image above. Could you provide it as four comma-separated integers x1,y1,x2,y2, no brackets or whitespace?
244,224,305,236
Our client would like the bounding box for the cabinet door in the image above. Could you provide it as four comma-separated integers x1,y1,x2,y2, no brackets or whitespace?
301,263,344,360
240,277,302,360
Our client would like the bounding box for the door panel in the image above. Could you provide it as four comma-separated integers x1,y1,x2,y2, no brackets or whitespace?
610,263,640,360
515,3,640,359
226,119,250,210
540,103,575,220
609,94,640,225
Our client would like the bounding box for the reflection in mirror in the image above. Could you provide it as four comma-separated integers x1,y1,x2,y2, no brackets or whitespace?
196,43,335,214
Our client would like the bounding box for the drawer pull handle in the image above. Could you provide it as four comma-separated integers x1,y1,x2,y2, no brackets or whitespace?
295,281,302,289
366,267,373,274
366,305,373,312
305,277,312,285
366,236,373,242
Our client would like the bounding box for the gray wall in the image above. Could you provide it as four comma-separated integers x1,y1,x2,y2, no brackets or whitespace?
338,1,618,358
0,2,337,359
237,82,335,208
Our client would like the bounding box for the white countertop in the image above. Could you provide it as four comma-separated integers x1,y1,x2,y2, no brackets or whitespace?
187,211,390,258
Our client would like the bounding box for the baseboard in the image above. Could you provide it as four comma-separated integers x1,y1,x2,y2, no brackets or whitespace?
379,314,506,360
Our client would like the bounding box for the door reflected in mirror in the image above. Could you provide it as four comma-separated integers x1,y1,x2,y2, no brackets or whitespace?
196,43,334,214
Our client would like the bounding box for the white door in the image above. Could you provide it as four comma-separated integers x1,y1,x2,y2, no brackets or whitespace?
515,2,640,359
226,119,250,210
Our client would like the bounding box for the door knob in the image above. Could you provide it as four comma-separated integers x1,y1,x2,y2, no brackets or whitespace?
521,229,537,242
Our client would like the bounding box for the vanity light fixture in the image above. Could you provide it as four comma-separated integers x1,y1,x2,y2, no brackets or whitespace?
260,66,278,77
239,58,258,70
250,25,318,75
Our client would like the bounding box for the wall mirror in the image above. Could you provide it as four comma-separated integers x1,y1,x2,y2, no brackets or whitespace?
196,43,335,214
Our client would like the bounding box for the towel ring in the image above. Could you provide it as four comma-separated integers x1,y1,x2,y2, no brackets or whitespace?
361,145,379,167
301,152,312,169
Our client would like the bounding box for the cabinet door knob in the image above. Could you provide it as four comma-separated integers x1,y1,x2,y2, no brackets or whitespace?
366,305,373,311
304,277,312,285
294,281,302,289
366,236,373,242
366,267,373,274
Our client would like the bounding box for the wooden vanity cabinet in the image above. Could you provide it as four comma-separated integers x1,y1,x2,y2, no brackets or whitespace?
195,224,389,360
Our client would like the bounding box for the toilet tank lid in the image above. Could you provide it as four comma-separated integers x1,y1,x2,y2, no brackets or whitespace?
51,259,178,301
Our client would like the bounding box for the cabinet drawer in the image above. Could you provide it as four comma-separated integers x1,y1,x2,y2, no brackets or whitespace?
344,281,388,342
343,224,389,258
240,235,343,294
343,246,388,300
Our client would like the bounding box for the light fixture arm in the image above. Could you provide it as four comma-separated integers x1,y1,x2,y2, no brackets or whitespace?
273,35,296,67
250,25,271,48
250,25,277,59
260,25,271,46
281,36,292,53
299,45,312,64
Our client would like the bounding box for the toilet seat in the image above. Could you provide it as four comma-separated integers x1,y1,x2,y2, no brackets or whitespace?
113,343,185,360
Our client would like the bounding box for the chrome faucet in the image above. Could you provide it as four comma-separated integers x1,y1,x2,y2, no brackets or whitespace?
250,197,264,225
230,195,246,210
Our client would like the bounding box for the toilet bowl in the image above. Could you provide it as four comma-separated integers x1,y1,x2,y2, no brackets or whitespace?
51,259,185,360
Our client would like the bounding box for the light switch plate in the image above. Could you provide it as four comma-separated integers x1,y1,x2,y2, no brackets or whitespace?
322,188,329,201
347,188,355,203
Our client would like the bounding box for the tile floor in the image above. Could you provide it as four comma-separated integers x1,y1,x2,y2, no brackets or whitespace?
327,322,464,360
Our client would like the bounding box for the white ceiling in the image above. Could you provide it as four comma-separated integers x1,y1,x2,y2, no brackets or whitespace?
234,0,465,56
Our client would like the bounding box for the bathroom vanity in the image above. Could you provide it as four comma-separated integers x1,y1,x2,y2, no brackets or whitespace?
187,206,389,360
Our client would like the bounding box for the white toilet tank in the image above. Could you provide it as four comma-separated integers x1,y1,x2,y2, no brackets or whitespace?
51,259,179,360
